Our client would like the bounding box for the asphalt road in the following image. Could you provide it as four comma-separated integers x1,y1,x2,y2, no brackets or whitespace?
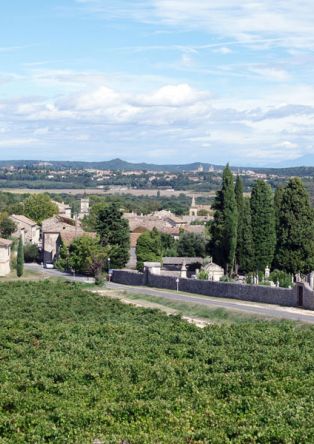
25,263,95,283
108,282,314,323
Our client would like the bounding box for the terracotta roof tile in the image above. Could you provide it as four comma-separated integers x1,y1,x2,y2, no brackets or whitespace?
11,214,38,226
60,231,96,246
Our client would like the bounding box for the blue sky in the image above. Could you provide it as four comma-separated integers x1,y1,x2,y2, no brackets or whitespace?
1,0,314,166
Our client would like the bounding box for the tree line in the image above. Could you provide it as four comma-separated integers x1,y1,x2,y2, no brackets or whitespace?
209,165,314,276
136,229,206,271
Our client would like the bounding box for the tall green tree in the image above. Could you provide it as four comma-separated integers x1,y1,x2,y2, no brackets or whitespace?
24,194,58,224
136,228,162,271
237,198,255,273
16,236,24,277
234,175,244,272
210,164,238,273
82,202,108,232
160,232,177,257
274,178,314,274
177,232,206,258
274,185,285,231
250,180,276,271
0,212,16,238
95,203,130,268
68,236,108,277
235,175,244,210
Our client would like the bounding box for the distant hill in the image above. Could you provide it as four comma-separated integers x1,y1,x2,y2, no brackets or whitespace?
0,158,223,172
0,158,314,176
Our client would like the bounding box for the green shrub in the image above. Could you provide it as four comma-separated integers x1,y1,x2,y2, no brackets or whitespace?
24,243,39,263
95,272,105,286
197,269,208,280
54,257,68,272
246,271,266,285
270,269,293,288
220,275,232,282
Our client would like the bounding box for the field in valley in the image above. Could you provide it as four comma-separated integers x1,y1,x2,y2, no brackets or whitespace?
0,187,212,198
1,280,314,443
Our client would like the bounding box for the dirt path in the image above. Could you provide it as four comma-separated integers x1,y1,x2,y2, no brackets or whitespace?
107,282,314,324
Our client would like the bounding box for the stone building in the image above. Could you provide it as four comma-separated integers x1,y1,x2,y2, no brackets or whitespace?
125,211,184,268
78,198,90,219
203,259,224,282
0,238,12,276
189,195,212,218
41,215,95,266
183,224,206,236
162,257,204,278
150,210,186,228
10,214,40,245
124,209,209,268
52,201,72,218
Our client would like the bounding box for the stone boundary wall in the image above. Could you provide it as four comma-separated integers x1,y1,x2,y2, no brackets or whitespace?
147,273,297,307
112,270,314,309
111,269,144,286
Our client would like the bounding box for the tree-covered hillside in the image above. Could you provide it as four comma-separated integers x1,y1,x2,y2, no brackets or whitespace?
1,281,314,443
0,158,314,175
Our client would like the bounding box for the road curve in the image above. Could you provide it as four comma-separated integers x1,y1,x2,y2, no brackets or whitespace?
108,282,314,324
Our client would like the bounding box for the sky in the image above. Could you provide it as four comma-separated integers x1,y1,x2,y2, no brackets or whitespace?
1,1,314,166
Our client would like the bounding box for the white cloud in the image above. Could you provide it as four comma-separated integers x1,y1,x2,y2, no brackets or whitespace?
277,141,299,149
249,67,290,82
33,127,49,136
75,0,154,22
0,138,38,147
76,0,314,50
75,86,120,109
2,68,314,165
138,84,207,107
152,0,314,49
213,47,232,55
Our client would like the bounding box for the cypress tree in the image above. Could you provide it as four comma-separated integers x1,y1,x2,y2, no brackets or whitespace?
16,236,24,277
235,175,244,272
209,189,224,265
274,178,314,274
273,185,285,271
250,180,276,271
274,185,285,232
210,164,238,274
235,175,244,210
237,198,254,273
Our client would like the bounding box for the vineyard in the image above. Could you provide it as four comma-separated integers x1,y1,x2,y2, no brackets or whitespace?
1,281,314,443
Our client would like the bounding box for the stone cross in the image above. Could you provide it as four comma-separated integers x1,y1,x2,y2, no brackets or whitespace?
265,265,270,280
180,261,187,279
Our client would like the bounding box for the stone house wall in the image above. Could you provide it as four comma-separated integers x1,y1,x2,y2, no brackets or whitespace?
11,216,40,245
0,244,11,276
